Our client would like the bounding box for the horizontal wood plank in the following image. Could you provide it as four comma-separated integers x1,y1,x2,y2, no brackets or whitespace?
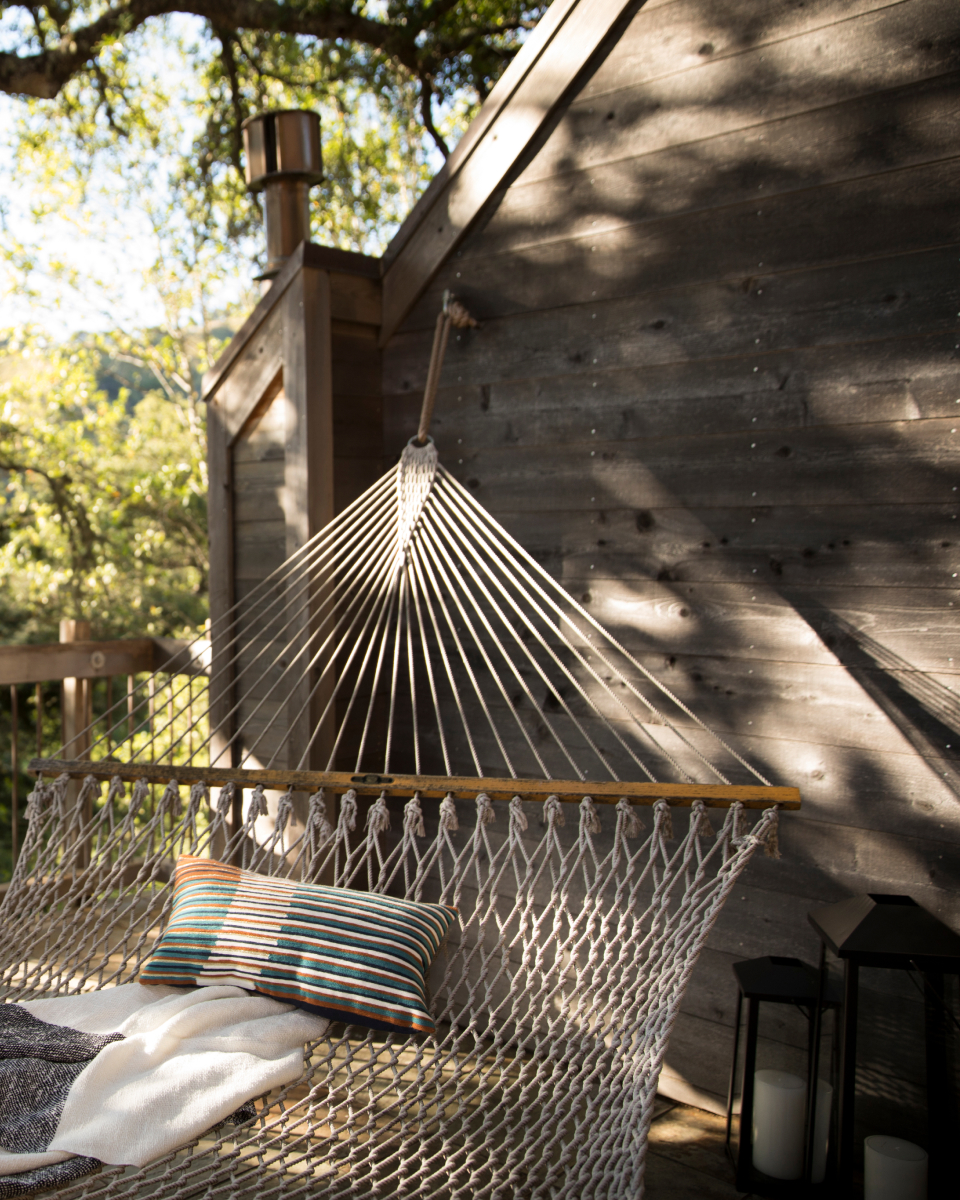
0,638,208,684
580,0,923,98
385,334,960,455
438,571,956,673
485,503,960,593
479,73,960,256
385,248,959,392
572,0,960,165
0,639,154,684
440,416,960,509
443,158,960,314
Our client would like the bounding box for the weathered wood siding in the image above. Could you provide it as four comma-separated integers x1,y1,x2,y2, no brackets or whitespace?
382,0,960,1129
229,267,384,771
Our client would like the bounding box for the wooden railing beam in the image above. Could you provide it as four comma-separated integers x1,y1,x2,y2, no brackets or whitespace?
0,638,210,685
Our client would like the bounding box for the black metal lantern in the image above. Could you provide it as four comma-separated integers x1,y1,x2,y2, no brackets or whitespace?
725,955,841,1196
807,893,960,1198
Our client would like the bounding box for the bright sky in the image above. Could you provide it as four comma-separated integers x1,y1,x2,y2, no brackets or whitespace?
0,15,259,339
0,18,456,342
0,119,176,337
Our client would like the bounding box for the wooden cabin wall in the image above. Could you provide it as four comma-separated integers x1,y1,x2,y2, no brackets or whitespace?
382,0,960,1123
213,257,382,817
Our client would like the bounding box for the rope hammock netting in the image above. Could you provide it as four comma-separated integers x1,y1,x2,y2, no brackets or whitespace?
4,300,799,1199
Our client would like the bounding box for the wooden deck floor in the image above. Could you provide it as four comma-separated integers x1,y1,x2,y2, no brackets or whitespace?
647,1098,751,1199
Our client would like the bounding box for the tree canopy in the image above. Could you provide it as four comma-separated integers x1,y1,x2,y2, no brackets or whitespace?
0,328,211,641
0,1,547,648
0,0,546,159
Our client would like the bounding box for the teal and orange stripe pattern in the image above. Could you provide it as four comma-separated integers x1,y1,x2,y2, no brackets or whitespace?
140,856,457,1035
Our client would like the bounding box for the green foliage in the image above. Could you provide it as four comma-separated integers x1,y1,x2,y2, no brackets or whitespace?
0,0,545,877
2,0,546,268
0,330,212,642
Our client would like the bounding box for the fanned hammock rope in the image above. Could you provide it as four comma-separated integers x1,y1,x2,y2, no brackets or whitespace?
9,439,797,1200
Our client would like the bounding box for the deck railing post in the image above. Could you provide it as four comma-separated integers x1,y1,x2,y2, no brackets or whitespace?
60,618,92,866
9,684,18,867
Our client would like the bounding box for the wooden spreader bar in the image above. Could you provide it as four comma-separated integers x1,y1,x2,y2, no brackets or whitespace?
29,758,800,809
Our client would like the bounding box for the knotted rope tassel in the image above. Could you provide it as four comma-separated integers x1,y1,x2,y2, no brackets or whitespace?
653,797,674,841
439,793,459,832
366,792,392,834
404,793,426,838
541,794,565,827
616,796,644,837
476,793,496,825
579,795,602,834
306,789,335,844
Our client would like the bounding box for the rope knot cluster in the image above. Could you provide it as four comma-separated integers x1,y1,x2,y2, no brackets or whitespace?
159,780,181,819
403,794,426,837
508,795,528,832
579,795,602,834
247,784,269,822
129,779,150,820
653,797,674,840
542,794,565,827
616,796,644,837
439,794,458,832
307,790,335,844
366,792,392,834
272,788,294,835
215,781,235,817
339,789,358,832
692,799,715,839
476,793,496,825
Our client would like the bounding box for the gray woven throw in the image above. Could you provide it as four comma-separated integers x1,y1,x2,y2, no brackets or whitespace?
0,1005,121,1197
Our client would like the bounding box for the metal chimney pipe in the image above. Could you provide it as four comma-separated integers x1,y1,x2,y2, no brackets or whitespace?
242,110,323,280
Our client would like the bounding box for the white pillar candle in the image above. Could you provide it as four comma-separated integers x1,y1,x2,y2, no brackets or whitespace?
752,1069,806,1180
811,1078,833,1184
864,1135,927,1200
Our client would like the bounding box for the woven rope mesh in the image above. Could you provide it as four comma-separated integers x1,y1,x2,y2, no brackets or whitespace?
0,774,777,1200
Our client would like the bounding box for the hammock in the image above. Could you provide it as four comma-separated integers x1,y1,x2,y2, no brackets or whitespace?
6,338,799,1197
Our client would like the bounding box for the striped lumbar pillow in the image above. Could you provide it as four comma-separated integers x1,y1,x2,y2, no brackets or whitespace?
140,856,457,1036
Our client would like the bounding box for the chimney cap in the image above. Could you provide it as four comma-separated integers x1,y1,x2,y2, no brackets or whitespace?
242,109,323,191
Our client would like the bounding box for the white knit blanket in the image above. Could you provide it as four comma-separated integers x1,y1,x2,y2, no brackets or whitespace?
0,983,329,1179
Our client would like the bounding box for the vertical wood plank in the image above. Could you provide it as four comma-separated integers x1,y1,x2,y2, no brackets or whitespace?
282,265,335,782
59,618,91,761
206,392,237,855
9,684,18,867
59,618,91,866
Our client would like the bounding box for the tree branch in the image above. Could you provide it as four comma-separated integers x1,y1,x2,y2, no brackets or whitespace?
0,0,419,98
419,73,449,159
214,25,246,174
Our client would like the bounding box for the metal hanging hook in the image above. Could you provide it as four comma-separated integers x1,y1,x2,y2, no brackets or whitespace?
415,290,479,445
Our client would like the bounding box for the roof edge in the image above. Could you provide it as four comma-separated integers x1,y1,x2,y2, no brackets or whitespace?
201,241,380,403
380,0,580,274
378,0,645,344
